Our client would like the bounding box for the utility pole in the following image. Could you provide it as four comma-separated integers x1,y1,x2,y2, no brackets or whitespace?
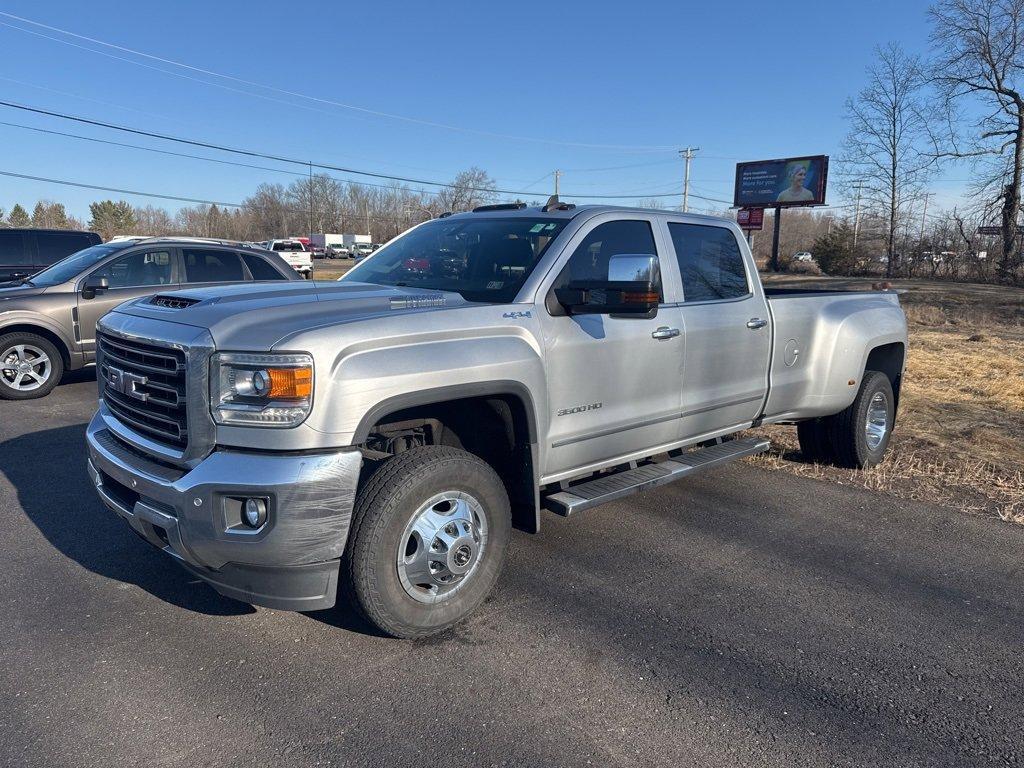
680,147,699,212
852,183,863,258
307,161,314,241
554,170,562,197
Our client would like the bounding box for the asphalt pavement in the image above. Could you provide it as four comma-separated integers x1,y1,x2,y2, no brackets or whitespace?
2,371,1022,767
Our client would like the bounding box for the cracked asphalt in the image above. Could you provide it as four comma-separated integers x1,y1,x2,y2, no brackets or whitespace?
2,370,1022,767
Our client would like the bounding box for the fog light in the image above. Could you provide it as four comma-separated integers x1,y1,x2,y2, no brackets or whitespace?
243,498,267,528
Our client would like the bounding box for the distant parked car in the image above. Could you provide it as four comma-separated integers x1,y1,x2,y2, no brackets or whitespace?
266,239,314,278
792,251,814,262
0,237,299,400
0,229,102,283
351,242,374,259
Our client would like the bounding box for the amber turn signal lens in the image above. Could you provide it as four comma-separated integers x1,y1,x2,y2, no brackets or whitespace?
267,366,313,399
622,291,660,304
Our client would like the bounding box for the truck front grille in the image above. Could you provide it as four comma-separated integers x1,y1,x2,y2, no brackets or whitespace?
98,332,189,449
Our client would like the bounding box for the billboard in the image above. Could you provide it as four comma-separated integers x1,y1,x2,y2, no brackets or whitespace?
734,155,828,208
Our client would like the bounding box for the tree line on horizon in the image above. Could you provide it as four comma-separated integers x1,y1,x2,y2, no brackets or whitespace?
0,167,503,244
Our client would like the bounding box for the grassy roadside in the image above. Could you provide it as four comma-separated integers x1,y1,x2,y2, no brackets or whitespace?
752,275,1024,523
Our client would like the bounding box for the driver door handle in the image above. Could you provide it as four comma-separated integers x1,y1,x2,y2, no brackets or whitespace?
746,318,768,329
651,326,680,340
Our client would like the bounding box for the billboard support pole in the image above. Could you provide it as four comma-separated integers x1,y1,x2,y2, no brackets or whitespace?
770,206,782,272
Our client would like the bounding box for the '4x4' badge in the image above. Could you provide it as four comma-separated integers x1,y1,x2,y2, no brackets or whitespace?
502,311,531,319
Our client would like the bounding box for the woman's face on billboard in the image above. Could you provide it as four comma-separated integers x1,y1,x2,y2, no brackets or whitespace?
793,167,806,187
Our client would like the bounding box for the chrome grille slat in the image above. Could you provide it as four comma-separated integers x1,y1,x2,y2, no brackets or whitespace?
99,335,182,371
98,332,188,449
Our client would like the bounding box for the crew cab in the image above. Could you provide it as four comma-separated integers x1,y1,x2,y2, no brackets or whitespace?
265,239,313,278
85,203,907,638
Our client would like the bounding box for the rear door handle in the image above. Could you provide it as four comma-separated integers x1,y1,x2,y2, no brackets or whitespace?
652,326,680,340
746,318,768,330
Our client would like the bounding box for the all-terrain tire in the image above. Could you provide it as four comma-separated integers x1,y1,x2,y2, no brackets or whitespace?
0,332,64,400
827,370,895,469
342,446,511,639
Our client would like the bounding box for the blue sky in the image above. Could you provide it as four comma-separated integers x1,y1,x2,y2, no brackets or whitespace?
0,0,958,220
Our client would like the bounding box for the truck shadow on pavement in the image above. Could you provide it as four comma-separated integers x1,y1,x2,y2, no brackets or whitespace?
2,422,253,617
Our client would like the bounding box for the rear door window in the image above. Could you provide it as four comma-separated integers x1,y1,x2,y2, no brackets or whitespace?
36,232,96,265
241,253,288,281
668,223,749,302
182,248,246,283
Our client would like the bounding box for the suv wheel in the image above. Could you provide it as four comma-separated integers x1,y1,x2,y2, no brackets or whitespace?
0,332,64,400
343,446,511,638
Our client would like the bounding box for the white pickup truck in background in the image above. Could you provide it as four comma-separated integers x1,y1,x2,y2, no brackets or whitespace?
264,239,313,278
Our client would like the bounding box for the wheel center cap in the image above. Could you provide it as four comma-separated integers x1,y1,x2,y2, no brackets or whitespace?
18,362,31,373
452,544,473,568
445,537,477,575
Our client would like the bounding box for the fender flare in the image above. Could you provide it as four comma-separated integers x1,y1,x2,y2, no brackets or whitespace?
352,379,539,444
0,311,78,365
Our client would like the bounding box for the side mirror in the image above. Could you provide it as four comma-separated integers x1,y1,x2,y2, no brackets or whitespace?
553,254,661,318
81,275,109,300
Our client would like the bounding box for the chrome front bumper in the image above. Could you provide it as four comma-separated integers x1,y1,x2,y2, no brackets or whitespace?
86,411,362,611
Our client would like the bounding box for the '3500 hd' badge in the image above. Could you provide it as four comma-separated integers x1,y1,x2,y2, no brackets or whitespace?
556,402,603,416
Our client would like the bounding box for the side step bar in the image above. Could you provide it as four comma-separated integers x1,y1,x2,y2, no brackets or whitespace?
542,437,770,517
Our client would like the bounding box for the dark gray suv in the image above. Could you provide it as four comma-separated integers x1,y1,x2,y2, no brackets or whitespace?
0,237,298,400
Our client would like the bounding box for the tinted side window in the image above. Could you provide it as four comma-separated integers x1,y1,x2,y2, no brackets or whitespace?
556,220,659,290
0,231,31,265
241,253,287,281
182,248,245,283
668,223,748,302
36,232,95,265
92,250,173,288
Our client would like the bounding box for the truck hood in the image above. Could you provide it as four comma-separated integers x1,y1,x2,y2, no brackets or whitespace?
110,280,470,350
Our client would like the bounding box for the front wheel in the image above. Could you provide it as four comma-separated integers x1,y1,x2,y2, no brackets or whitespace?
343,446,511,638
0,332,64,400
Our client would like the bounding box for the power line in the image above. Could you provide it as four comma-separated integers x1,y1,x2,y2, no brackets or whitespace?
0,168,252,208
0,11,678,153
0,119,452,197
0,168,438,225
0,99,699,200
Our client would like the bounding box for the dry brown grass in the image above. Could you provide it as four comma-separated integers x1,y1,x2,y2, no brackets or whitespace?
750,275,1024,522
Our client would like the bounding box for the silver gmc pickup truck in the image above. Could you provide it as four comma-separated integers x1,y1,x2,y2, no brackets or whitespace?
85,202,907,638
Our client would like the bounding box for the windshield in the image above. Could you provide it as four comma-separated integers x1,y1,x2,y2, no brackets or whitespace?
27,243,126,286
273,241,307,252
342,217,566,303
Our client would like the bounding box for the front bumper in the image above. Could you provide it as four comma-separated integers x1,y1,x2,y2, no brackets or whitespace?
86,411,362,611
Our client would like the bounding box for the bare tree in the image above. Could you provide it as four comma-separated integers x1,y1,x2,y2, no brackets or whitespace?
930,0,1024,283
841,43,932,278
433,167,497,213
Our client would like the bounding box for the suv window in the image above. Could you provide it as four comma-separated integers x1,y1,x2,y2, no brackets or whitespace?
668,223,748,302
241,253,287,281
556,219,661,296
36,232,95,265
183,248,245,283
92,250,174,288
0,231,31,266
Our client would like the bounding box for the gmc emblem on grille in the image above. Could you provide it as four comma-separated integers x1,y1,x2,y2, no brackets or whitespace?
105,365,149,402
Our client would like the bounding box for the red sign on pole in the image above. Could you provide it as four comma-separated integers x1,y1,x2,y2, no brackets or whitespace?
737,207,764,230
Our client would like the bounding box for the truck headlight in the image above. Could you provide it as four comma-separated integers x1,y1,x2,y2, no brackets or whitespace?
210,352,313,427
